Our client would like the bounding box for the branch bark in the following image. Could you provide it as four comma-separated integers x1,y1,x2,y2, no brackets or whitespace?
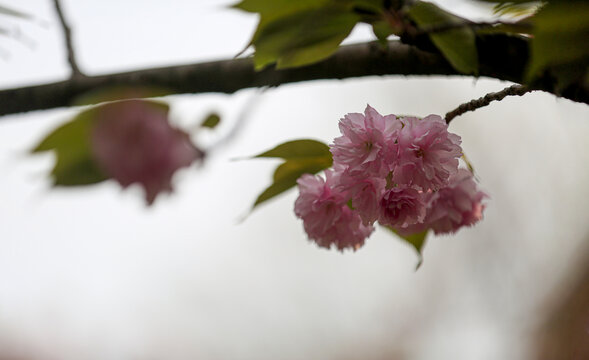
0,35,586,117
445,84,533,123
52,0,83,78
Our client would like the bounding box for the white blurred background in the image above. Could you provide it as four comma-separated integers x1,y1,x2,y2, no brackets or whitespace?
0,1,588,359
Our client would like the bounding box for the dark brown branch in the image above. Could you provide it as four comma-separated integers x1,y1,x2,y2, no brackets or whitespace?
0,40,457,116
0,35,587,118
445,84,533,123
411,20,532,37
52,0,83,78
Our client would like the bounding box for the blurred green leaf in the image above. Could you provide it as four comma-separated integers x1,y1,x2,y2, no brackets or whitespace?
526,1,589,88
233,0,323,19
408,1,478,75
251,139,333,209
384,226,429,270
461,153,476,174
32,108,107,186
371,20,395,45
32,100,172,187
492,2,539,17
201,113,221,129
474,0,543,18
347,0,384,12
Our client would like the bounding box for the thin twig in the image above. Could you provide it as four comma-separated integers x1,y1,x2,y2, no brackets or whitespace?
445,84,533,123
52,0,83,78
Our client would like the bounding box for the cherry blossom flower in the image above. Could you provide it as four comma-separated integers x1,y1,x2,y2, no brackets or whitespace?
90,100,203,205
378,186,427,229
335,167,385,225
422,169,487,234
393,115,462,190
294,171,374,251
330,105,400,177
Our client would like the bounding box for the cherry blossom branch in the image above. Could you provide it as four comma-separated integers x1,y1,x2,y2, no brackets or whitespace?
0,35,587,117
0,40,458,116
444,84,533,123
52,0,83,78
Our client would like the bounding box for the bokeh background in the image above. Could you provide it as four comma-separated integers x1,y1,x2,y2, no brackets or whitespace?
1,1,588,359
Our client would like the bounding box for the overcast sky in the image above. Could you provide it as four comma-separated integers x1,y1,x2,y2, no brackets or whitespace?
1,1,588,360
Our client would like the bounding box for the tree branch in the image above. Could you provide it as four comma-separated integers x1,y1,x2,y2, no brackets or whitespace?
52,0,83,78
0,35,586,117
445,84,533,123
410,20,532,37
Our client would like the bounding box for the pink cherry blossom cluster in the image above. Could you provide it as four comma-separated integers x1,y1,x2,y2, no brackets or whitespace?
294,105,487,251
91,100,203,205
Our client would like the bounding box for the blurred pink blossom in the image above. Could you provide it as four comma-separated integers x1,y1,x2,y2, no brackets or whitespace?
90,100,202,205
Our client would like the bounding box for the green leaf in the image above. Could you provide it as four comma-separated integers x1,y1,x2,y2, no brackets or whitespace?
255,6,360,69
233,0,323,18
251,139,333,209
32,107,108,186
254,139,331,159
474,0,542,19
276,13,359,69
492,2,539,18
346,0,384,13
408,1,478,75
254,158,331,207
526,1,589,87
235,0,327,53
234,0,361,69
461,153,476,175
371,20,395,46
383,226,429,270
201,113,221,129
